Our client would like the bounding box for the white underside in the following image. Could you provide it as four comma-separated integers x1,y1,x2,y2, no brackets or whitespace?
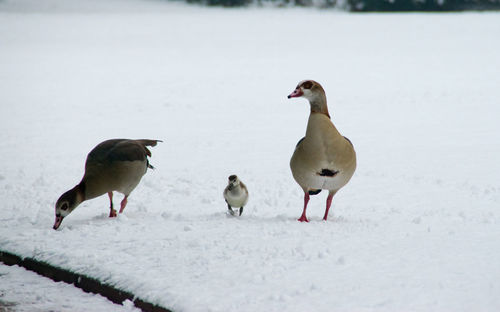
295,171,349,191
224,191,248,208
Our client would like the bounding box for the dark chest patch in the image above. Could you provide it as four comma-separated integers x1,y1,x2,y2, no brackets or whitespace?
318,169,339,177
308,189,322,195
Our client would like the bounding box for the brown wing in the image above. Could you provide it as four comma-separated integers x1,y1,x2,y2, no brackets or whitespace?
86,139,161,168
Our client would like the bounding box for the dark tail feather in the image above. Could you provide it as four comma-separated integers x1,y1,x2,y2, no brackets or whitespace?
136,139,162,147
139,140,162,169
136,139,162,157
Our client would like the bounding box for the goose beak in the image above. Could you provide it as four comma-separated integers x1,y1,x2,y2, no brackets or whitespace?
53,215,64,230
287,88,303,99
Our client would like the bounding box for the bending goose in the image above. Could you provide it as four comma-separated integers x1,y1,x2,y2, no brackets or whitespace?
288,80,356,222
223,175,249,216
53,139,161,230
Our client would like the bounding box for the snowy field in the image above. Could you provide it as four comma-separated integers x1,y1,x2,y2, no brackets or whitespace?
1,0,500,311
0,264,139,312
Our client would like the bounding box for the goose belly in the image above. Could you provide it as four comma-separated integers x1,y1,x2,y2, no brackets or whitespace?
296,171,347,191
225,191,248,208
112,161,148,195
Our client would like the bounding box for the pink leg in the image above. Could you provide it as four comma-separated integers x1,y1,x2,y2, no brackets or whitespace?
119,195,128,214
298,192,310,222
323,192,335,221
108,192,117,217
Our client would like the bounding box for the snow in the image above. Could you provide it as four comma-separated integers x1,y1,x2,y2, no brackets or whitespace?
0,264,140,311
1,1,500,311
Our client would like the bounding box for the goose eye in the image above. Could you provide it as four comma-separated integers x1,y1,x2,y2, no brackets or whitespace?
61,203,69,211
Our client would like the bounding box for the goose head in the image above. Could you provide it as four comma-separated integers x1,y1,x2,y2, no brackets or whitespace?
53,186,83,230
227,175,241,188
287,80,325,101
288,80,329,117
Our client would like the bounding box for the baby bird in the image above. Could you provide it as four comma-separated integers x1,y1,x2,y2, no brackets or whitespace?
53,139,161,230
223,175,249,216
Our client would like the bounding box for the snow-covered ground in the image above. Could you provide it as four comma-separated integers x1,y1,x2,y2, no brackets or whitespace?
1,1,499,311
0,264,139,312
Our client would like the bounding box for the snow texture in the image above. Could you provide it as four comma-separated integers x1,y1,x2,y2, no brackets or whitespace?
0,264,139,312
1,1,500,311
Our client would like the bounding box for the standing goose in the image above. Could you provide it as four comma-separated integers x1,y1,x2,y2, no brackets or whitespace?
288,80,356,222
53,139,161,230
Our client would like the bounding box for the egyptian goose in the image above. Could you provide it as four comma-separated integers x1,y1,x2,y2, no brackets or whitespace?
288,80,356,222
223,175,249,216
53,139,161,230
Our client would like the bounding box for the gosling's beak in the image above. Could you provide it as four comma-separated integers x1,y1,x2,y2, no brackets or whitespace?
287,88,303,99
53,215,64,230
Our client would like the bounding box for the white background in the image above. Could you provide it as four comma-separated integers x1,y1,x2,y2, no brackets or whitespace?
1,1,499,311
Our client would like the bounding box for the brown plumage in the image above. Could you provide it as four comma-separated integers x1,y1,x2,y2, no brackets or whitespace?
53,139,161,230
288,80,356,222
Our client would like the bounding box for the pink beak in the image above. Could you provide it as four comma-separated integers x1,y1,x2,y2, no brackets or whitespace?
53,216,64,230
287,88,303,99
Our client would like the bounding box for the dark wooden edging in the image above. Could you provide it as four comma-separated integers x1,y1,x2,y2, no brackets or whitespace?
0,250,172,312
